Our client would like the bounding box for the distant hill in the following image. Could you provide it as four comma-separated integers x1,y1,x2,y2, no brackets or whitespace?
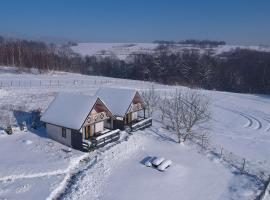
71,42,270,60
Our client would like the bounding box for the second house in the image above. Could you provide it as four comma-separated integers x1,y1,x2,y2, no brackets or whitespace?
95,87,152,131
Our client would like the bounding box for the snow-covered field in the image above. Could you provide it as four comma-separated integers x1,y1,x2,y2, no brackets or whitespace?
71,42,270,60
0,67,270,199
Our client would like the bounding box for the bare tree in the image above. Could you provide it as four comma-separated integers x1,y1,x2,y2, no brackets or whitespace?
163,89,210,143
180,90,210,141
158,91,167,122
141,85,160,117
162,90,184,143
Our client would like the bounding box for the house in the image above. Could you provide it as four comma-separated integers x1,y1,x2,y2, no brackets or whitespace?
41,92,120,150
95,87,152,131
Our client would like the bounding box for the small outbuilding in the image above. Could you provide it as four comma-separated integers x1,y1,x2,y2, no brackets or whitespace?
41,92,119,150
95,87,152,131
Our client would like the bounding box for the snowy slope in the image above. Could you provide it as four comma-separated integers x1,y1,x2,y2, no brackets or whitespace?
71,42,270,60
71,43,157,60
0,67,270,199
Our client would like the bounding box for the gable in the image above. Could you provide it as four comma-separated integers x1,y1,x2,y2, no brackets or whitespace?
41,93,97,130
83,98,113,126
126,91,145,114
95,87,137,117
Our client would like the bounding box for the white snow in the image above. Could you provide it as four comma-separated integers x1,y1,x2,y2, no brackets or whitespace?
94,129,120,141
21,139,33,145
71,42,158,60
99,128,233,200
152,157,165,167
71,43,270,60
41,92,97,130
157,159,172,171
95,87,137,117
0,66,269,200
0,128,83,199
132,117,152,128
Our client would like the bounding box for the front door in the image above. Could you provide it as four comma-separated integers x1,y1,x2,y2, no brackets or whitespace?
85,125,94,139
125,113,132,124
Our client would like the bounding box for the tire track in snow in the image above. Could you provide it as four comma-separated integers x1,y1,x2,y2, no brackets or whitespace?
51,133,133,200
213,104,263,130
263,118,270,132
0,169,67,182
239,112,262,130
55,155,99,200
237,113,253,128
0,154,91,199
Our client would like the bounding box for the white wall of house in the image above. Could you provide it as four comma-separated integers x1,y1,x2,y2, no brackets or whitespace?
46,123,72,147
132,112,138,120
95,121,104,133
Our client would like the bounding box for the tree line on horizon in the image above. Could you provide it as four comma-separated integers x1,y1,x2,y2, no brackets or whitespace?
0,36,269,94
153,39,226,47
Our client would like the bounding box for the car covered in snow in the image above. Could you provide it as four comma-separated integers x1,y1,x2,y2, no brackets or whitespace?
157,160,172,171
151,157,165,167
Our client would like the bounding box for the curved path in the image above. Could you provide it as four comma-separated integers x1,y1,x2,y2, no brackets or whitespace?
263,118,270,132
213,104,263,131
237,112,253,128
238,112,262,130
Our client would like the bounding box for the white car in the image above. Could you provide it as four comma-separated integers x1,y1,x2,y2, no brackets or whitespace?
157,160,172,171
152,157,165,167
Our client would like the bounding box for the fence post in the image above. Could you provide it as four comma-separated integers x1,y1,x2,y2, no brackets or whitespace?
58,80,60,87
50,80,51,87
220,147,223,158
202,135,204,150
241,158,246,174
40,80,41,86
30,80,31,88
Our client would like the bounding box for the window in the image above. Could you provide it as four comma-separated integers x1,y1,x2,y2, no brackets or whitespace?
62,128,66,138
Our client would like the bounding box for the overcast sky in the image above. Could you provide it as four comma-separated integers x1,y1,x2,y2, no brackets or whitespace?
0,0,270,45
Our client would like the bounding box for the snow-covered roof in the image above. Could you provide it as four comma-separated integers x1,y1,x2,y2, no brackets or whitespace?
95,87,138,117
41,92,97,130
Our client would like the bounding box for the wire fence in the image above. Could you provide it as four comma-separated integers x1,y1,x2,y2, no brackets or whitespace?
0,78,151,89
192,135,270,181
191,135,270,200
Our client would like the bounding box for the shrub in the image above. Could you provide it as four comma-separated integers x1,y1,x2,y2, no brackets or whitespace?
5,125,13,135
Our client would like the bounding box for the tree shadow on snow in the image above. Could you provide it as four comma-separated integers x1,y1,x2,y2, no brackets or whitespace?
13,110,47,138
149,127,177,143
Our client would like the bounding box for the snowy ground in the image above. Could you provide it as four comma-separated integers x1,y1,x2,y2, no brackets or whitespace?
204,91,270,164
71,42,270,60
0,67,270,199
